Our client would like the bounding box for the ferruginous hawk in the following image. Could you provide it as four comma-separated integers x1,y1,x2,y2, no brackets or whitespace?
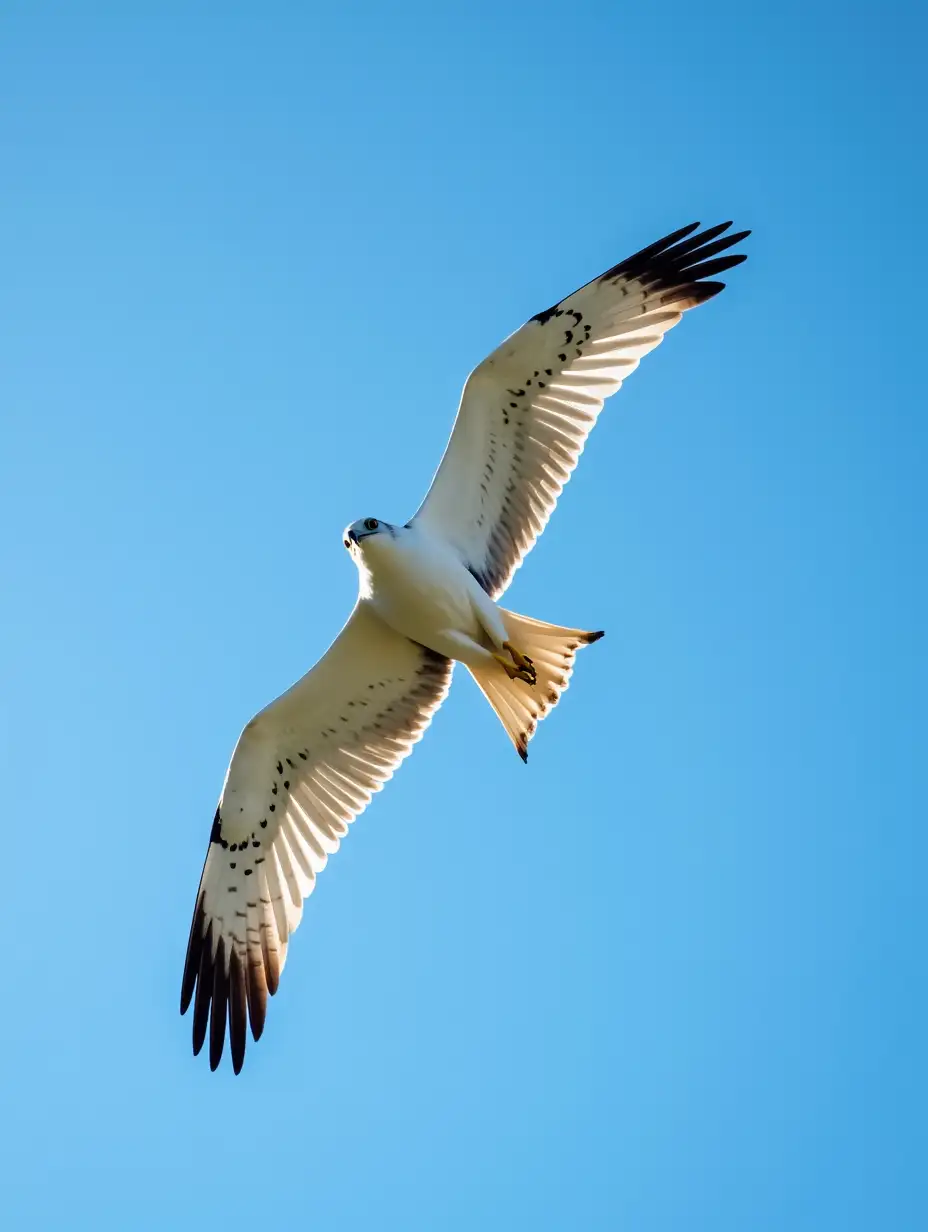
181,221,749,1072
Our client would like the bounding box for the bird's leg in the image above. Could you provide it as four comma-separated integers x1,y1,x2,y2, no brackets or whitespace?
502,641,533,672
492,653,535,684
498,641,537,686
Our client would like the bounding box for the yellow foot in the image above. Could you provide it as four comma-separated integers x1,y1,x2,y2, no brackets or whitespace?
496,644,537,686
502,640,536,674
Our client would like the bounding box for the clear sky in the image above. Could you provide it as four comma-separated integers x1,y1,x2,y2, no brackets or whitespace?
2,2,925,1228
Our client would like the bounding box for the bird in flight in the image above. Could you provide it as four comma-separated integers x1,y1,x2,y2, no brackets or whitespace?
181,220,748,1073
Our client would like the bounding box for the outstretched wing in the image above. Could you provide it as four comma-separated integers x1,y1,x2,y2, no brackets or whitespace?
180,602,452,1073
412,221,748,598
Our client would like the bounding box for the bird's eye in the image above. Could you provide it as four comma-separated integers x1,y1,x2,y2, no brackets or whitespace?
364,518,379,531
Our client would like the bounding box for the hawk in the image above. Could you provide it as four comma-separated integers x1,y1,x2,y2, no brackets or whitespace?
181,220,749,1072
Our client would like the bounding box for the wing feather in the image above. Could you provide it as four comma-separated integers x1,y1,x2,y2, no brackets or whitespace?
412,221,748,597
180,602,452,1072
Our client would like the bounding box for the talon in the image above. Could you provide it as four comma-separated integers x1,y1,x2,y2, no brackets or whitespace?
495,648,536,686
502,641,535,673
493,652,520,680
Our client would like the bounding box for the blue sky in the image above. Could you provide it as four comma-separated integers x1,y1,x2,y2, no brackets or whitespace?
2,1,925,1228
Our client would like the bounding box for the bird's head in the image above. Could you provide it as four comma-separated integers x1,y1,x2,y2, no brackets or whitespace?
343,517,395,552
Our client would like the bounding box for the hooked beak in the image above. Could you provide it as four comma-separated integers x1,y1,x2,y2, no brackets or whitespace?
347,529,359,545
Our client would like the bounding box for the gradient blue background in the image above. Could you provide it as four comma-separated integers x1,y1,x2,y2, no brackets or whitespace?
2,2,924,1228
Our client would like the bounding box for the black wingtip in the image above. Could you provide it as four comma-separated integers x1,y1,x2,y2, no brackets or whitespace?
180,893,207,1016
599,220,749,299
598,221,701,285
229,947,247,1075
209,936,228,1071
585,630,606,644
518,742,529,763
191,919,214,1056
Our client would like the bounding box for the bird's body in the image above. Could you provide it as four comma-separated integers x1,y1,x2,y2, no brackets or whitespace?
181,220,750,1072
353,522,508,669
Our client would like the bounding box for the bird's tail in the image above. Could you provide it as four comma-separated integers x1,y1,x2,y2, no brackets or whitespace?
466,608,604,761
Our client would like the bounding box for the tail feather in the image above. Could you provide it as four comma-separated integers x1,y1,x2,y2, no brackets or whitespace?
467,608,604,761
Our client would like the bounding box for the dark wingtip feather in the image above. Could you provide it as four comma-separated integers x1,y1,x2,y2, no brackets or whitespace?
517,740,529,763
600,220,748,301
229,947,247,1075
585,630,606,644
598,221,702,285
671,230,751,270
692,281,727,303
209,936,229,1072
191,921,214,1056
679,252,747,282
180,894,206,1015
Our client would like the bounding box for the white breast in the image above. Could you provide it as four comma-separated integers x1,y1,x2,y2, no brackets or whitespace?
357,525,483,647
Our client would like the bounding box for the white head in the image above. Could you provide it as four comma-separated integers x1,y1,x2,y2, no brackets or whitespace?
343,517,398,555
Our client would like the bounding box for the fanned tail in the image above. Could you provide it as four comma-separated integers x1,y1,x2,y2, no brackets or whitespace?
467,608,604,761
